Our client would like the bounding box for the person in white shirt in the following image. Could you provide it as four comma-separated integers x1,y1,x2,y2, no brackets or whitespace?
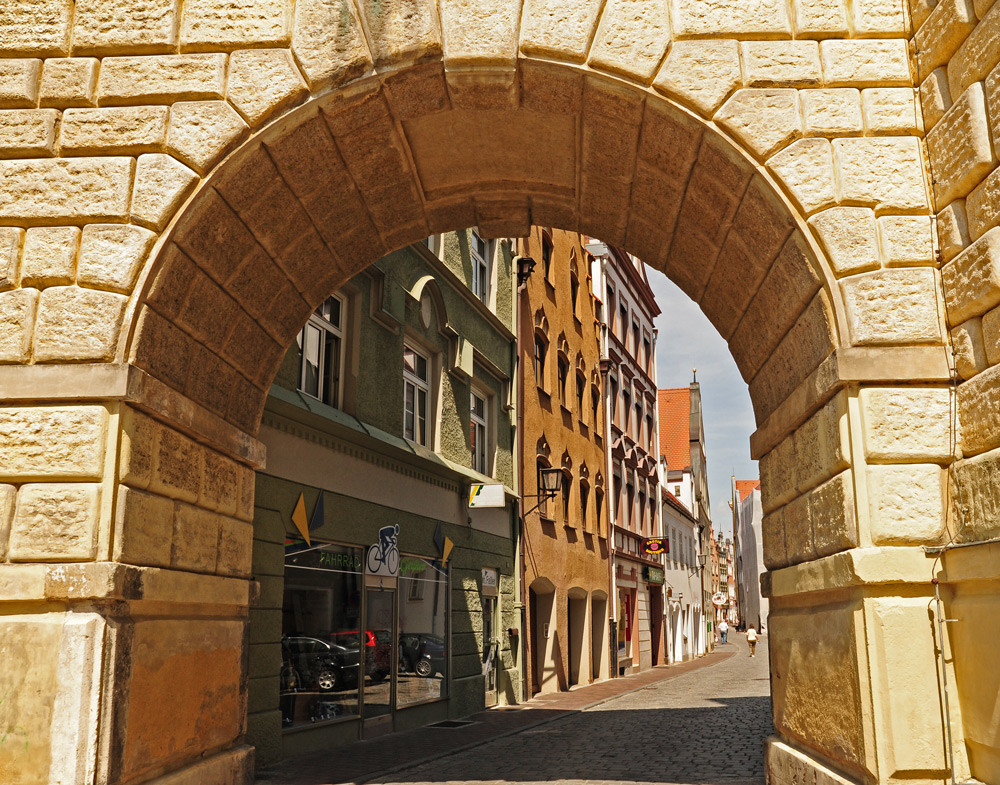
718,619,729,644
747,626,758,657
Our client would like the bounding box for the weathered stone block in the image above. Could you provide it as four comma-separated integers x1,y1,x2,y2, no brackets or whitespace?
794,393,850,494
0,1,71,56
851,0,906,35
73,0,178,54
38,57,98,108
172,501,219,572
791,0,848,36
181,0,292,49
926,82,996,205
920,67,951,129
741,41,822,87
715,89,802,159
767,139,835,215
909,0,935,29
61,105,169,154
357,0,441,66
966,166,1000,241
114,485,174,567
859,387,953,462
151,425,203,503
218,516,253,577
97,54,227,104
947,0,1000,101
0,108,58,156
959,362,1000,455
33,286,127,361
119,407,159,489
0,406,108,480
78,223,156,293
810,469,857,557
832,137,928,211
0,157,133,221
914,0,977,77
762,508,787,569
820,39,910,86
877,215,934,266
951,445,1000,540
760,432,797,513
783,493,815,564
983,304,1000,365
951,317,989,379
8,482,101,561
0,58,41,107
130,152,199,231
868,464,945,544
809,207,880,276
227,48,307,126
589,0,671,82
0,226,22,291
0,288,38,362
669,0,791,36
862,88,920,134
167,101,248,173
942,227,1000,324
770,603,864,767
200,448,240,516
987,63,1000,157
653,40,741,116
21,226,80,288
292,0,373,88
938,199,970,263
801,88,863,136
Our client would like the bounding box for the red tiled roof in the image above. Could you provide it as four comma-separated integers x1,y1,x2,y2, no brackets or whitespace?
735,479,760,501
657,387,691,472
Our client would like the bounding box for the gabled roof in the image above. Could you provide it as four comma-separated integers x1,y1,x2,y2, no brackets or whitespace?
735,479,760,501
658,387,691,472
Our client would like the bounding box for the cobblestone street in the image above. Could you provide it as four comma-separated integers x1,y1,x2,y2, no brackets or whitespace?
377,635,772,785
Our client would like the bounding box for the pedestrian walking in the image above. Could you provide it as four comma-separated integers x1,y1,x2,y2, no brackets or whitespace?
747,625,758,657
718,619,729,644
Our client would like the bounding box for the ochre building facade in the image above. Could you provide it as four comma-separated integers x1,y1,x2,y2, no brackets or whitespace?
1,3,1000,785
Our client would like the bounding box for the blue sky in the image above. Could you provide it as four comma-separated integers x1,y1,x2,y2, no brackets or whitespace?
646,268,758,538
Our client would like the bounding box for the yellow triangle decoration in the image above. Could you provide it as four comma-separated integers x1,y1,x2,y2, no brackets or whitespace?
292,493,310,546
442,536,454,565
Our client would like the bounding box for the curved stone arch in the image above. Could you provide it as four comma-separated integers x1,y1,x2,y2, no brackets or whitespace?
0,2,971,785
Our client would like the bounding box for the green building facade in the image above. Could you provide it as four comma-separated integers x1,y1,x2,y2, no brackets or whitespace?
247,234,523,767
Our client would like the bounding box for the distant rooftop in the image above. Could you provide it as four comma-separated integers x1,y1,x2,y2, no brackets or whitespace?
658,387,691,472
735,479,760,502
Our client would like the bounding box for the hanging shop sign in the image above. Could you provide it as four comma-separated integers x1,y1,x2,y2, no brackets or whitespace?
643,566,665,585
469,483,505,508
641,537,669,555
481,567,499,597
366,524,400,577
712,592,728,607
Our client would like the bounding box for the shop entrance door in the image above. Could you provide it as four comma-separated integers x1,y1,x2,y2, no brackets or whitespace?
362,587,396,738
482,596,499,707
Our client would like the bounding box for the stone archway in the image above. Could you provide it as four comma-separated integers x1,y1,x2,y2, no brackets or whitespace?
0,1,995,784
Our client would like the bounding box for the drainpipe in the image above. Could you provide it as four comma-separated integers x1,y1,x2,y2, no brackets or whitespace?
515,238,529,704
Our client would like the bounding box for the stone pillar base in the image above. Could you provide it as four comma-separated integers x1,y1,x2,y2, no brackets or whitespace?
142,747,254,785
766,737,861,785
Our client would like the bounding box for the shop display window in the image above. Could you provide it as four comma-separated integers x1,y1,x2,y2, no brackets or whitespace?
397,556,449,708
281,542,364,727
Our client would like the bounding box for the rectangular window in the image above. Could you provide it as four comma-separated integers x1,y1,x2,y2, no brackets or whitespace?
470,390,489,475
403,344,430,446
542,234,553,281
561,472,571,523
558,357,569,403
576,372,585,414
591,387,600,429
607,287,616,332
610,377,619,425
622,390,631,435
643,333,652,373
632,321,640,358
471,229,492,304
298,295,344,408
570,275,579,315
539,462,552,519
581,482,589,527
534,336,546,388
619,304,628,340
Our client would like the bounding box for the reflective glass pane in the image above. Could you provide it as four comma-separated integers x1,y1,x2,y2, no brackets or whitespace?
397,557,448,708
301,324,321,397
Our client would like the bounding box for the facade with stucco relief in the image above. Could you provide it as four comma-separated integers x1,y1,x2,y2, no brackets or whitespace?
1,1,1000,785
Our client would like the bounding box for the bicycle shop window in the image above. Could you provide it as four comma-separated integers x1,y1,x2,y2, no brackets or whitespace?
397,556,449,708
281,542,364,727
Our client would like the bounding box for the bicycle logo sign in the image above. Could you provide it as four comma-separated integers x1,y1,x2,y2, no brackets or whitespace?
366,524,400,577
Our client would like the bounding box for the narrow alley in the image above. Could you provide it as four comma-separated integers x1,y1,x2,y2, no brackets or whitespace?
259,635,773,785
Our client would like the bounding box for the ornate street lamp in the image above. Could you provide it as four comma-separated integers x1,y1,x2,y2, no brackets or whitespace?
516,256,537,286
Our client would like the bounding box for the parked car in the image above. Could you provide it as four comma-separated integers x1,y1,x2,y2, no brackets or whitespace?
328,629,392,682
282,635,360,692
398,633,446,677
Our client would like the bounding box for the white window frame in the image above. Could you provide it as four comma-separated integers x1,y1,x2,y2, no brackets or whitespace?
298,293,345,408
403,343,432,446
470,229,493,304
470,388,490,475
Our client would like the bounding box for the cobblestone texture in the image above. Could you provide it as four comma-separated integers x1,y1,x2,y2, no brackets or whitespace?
258,636,772,785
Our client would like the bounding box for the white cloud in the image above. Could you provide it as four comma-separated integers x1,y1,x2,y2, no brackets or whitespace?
646,267,757,539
